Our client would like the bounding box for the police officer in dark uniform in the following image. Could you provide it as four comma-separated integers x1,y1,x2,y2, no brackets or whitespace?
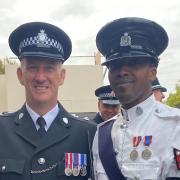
92,17,180,179
92,85,120,124
0,22,96,180
152,78,167,102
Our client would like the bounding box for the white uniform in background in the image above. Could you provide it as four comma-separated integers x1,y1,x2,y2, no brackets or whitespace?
93,95,180,180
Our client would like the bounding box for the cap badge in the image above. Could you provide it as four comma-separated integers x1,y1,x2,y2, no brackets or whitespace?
38,29,48,43
37,29,50,48
120,32,131,47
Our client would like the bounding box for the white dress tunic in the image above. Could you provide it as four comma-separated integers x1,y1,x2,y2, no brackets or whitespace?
93,95,180,180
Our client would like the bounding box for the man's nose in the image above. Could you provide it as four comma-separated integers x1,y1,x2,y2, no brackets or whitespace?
35,68,46,81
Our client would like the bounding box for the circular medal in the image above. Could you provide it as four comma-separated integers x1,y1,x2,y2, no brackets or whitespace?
80,166,87,176
130,149,138,161
72,167,80,176
65,167,72,176
142,149,152,160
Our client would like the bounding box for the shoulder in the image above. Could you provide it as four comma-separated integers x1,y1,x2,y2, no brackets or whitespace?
154,102,180,120
64,111,97,131
97,115,117,129
0,111,17,119
0,111,18,126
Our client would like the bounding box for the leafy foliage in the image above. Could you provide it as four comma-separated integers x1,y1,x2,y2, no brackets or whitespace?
166,83,180,108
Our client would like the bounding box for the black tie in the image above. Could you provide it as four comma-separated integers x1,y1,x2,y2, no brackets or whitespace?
37,116,46,137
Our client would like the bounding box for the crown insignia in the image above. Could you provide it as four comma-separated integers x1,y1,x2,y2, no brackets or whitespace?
37,29,48,42
120,32,131,46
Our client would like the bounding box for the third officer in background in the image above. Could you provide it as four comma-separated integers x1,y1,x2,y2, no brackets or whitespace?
93,17,180,180
92,85,120,124
152,77,167,102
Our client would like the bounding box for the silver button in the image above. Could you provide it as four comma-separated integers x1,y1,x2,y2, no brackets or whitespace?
19,113,24,119
38,158,46,165
136,107,143,116
2,165,6,172
155,108,161,113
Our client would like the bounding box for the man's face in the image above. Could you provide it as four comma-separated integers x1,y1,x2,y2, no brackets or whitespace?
108,58,157,109
17,57,65,107
98,100,120,121
153,89,165,102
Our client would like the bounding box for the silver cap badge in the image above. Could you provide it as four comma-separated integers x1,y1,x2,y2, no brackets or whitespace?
120,32,131,46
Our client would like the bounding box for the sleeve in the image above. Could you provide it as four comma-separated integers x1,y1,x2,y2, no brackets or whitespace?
166,123,180,178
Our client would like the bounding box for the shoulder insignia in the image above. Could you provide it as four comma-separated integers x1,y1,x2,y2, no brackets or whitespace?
0,111,16,117
154,103,180,120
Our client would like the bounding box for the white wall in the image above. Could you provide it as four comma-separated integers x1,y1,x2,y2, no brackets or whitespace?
0,64,103,113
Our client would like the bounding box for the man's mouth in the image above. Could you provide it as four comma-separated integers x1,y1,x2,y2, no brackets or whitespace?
34,85,48,90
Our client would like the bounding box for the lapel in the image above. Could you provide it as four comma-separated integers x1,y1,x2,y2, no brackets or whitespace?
34,103,72,154
14,105,40,147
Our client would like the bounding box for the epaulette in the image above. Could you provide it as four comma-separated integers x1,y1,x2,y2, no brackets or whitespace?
154,102,180,120
0,111,17,117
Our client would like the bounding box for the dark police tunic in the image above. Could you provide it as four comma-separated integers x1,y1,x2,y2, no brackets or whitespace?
0,103,96,180
92,113,104,124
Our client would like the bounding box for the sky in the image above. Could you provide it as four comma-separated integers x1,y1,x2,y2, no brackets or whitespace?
0,0,180,94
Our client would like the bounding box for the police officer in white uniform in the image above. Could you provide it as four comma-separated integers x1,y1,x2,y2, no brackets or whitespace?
92,17,180,180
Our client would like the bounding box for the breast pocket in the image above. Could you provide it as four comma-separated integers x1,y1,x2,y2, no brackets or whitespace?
0,159,25,179
121,162,160,180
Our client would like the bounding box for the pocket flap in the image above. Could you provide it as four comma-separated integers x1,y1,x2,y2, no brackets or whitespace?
0,159,25,174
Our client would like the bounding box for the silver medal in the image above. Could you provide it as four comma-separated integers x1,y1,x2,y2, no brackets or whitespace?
80,166,87,176
65,167,72,176
142,149,152,160
130,149,138,161
72,167,79,176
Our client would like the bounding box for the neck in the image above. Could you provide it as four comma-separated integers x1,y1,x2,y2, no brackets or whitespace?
26,101,58,116
122,92,152,110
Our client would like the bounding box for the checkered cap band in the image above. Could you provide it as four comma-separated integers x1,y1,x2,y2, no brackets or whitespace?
98,93,115,98
18,29,63,54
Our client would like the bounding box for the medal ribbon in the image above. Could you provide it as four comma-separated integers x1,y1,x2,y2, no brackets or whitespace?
144,135,152,146
79,154,87,167
133,136,141,147
65,153,72,169
73,153,79,169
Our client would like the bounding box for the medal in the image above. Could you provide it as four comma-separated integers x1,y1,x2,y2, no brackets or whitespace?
72,166,80,176
130,136,141,161
65,153,73,176
142,135,152,160
80,166,87,176
65,167,72,176
80,154,87,176
142,148,152,160
130,149,138,161
72,153,80,176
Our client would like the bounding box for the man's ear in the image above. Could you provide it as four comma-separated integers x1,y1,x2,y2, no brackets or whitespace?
150,67,157,81
98,100,101,111
58,68,66,86
17,67,24,86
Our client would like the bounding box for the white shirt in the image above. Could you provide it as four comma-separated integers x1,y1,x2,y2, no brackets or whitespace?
93,95,180,180
26,103,59,131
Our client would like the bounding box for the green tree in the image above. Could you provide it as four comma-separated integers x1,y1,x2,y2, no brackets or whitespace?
166,83,180,108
